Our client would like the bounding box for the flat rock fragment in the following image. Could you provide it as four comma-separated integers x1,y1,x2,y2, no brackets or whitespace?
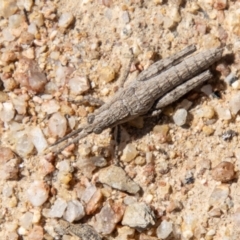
48,198,67,218
98,165,140,194
63,200,85,223
209,185,229,207
13,58,47,93
56,220,102,240
122,202,156,229
86,190,103,215
92,201,125,234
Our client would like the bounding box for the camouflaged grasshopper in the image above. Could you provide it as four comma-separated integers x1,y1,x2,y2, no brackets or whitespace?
50,45,223,154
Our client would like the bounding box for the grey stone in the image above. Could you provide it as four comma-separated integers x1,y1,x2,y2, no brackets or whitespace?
122,202,155,229
98,166,140,194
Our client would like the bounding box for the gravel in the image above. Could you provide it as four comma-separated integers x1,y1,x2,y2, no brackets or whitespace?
1,0,240,239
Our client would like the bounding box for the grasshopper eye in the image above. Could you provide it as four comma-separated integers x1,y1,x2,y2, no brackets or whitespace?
94,127,102,134
87,115,95,124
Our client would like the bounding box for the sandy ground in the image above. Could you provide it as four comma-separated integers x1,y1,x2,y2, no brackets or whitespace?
1,0,240,239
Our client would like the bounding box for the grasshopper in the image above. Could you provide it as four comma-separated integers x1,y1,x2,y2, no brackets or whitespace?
50,45,223,154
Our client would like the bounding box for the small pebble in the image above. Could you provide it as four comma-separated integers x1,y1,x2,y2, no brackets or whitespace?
1,51,17,62
0,0,18,18
2,28,15,41
18,0,33,11
135,156,146,166
225,73,237,85
173,108,187,126
202,125,214,136
75,157,96,178
168,6,181,23
221,129,237,141
216,62,231,77
115,226,135,240
68,76,90,95
50,51,60,60
19,212,33,230
13,58,47,93
12,95,28,115
48,198,67,218
0,92,9,102
86,189,103,215
163,16,175,29
178,99,193,110
93,201,124,234
18,226,27,236
63,200,85,222
27,181,49,207
156,220,173,239
57,171,72,185
153,124,169,143
215,106,232,120
184,171,194,184
41,99,60,114
206,229,216,237
58,12,74,28
166,200,183,213
120,25,132,39
9,14,25,29
30,127,48,153
90,156,107,167
225,11,240,35
209,185,229,207
81,183,97,204
122,11,130,23
2,184,13,197
195,105,215,119
27,225,44,240
48,112,67,138
0,102,15,122
229,92,240,115
0,147,19,180
208,208,222,217
201,84,213,96
16,133,34,156
121,143,138,162
28,23,37,35
158,182,171,199
213,0,227,10
232,80,240,89
212,161,235,182
99,66,116,83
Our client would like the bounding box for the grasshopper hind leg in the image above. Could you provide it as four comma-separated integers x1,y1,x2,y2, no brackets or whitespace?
153,70,213,110
143,70,213,118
